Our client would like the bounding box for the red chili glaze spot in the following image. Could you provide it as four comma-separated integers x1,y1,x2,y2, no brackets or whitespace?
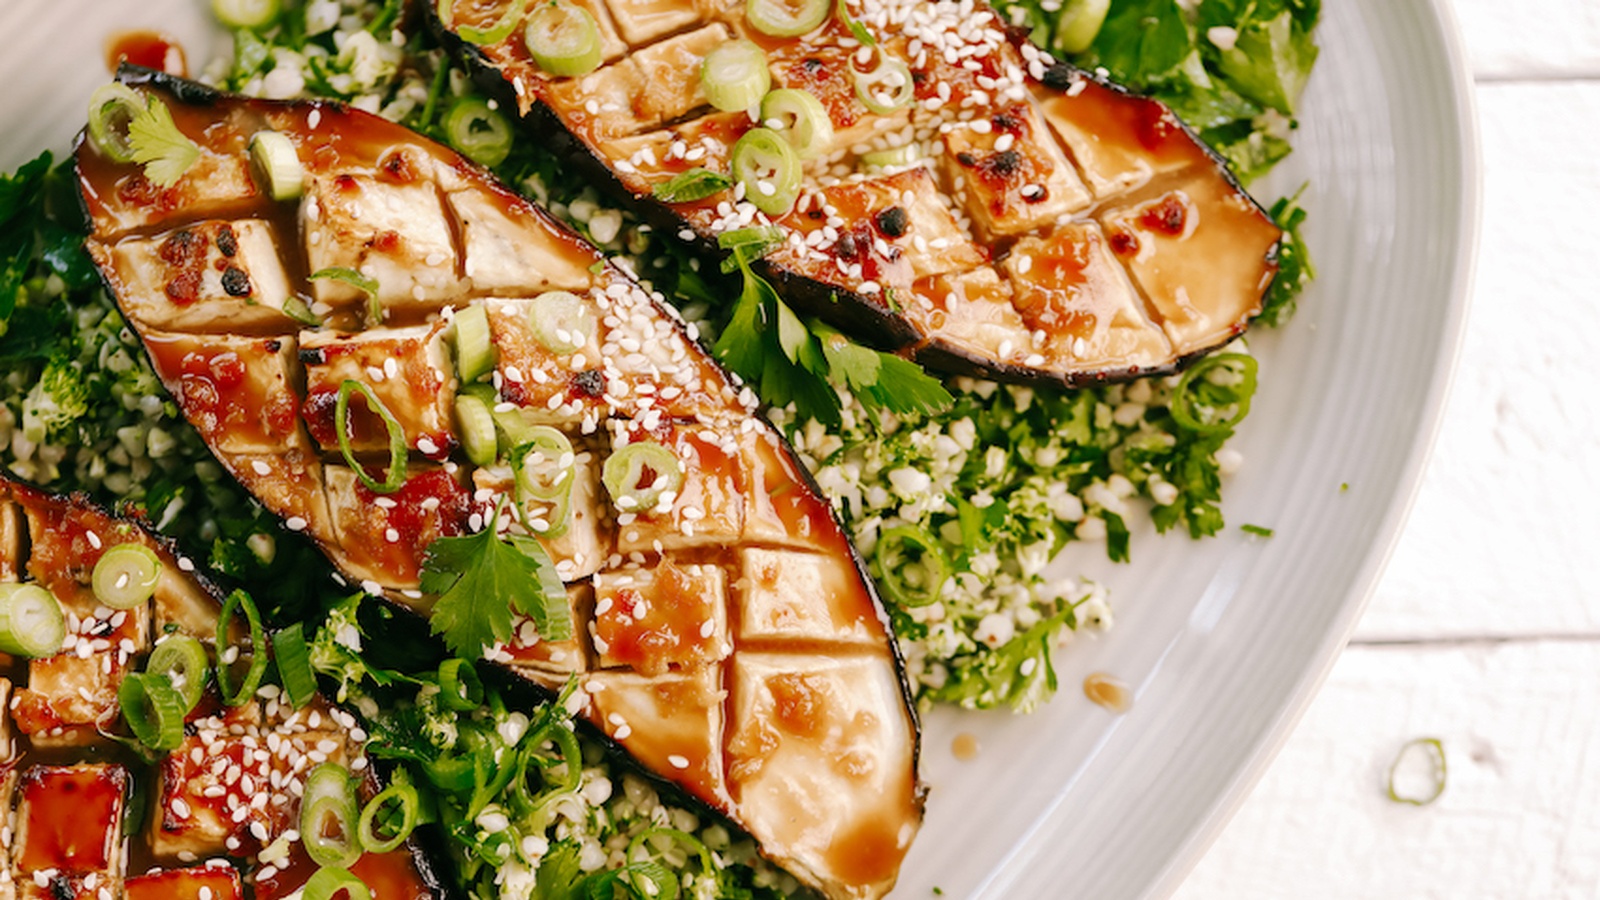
256,845,433,900
378,148,420,184
159,228,211,306
782,53,860,130
364,469,473,544
595,562,720,674
115,171,183,218
371,230,402,253
15,765,127,873
827,223,905,285
1108,228,1140,257
106,30,187,77
1132,96,1179,151
1139,194,1189,236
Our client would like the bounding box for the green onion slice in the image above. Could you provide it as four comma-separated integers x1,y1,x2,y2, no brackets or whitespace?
1056,0,1112,55
444,97,514,169
335,380,410,495
510,720,583,815
458,0,525,44
91,543,163,610
602,440,684,514
359,780,421,853
746,0,829,37
874,524,949,607
511,427,576,537
761,88,834,160
455,392,500,468
249,130,304,201
1387,737,1447,806
302,763,363,868
271,624,318,709
282,295,322,326
651,167,731,204
309,266,382,326
835,0,876,46
1170,353,1258,435
0,583,66,659
853,48,914,115
146,634,210,713
438,658,484,712
717,225,785,272
87,83,145,164
451,302,498,383
860,142,922,171
529,290,598,355
525,0,603,77
119,672,187,752
216,589,268,706
731,126,801,216
701,40,771,113
302,866,372,900
212,0,282,29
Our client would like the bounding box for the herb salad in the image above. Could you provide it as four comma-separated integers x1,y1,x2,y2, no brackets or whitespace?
0,0,1319,896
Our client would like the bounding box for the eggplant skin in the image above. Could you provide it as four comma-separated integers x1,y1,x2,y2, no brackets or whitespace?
427,2,1284,390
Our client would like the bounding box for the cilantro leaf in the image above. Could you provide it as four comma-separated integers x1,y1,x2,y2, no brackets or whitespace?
813,320,952,420
420,504,572,658
127,96,201,188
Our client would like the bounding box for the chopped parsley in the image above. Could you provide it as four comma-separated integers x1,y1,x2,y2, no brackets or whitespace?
1241,523,1274,537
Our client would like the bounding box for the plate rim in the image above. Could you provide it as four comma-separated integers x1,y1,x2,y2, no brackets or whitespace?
1139,0,1484,894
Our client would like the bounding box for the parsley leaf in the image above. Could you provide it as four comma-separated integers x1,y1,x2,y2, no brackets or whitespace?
927,602,1076,713
419,503,572,658
1255,185,1315,326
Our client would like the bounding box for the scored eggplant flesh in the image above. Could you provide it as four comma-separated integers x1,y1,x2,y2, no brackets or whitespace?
0,475,445,900
432,0,1284,387
76,72,925,900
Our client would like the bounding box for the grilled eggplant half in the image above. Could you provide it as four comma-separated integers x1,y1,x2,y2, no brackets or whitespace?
431,0,1284,386
77,71,924,900
0,474,446,900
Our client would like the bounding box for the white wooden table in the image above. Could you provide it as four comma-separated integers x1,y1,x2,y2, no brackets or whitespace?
1176,2,1600,896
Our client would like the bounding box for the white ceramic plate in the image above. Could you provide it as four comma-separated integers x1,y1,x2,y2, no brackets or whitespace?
0,2,1478,897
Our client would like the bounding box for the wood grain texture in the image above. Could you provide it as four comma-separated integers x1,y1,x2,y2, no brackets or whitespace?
1179,2,1600,896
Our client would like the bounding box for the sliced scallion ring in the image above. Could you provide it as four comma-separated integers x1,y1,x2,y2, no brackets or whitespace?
359,780,421,853
302,866,372,900
119,672,187,752
444,97,514,169
335,380,409,495
302,763,363,868
701,40,770,113
602,440,683,514
529,290,597,355
309,266,382,326
249,130,304,201
91,543,163,610
212,0,282,29
146,634,210,713
271,624,318,709
1055,0,1112,54
852,48,914,115
1387,737,1447,806
731,127,801,216
511,427,576,537
438,658,485,711
86,83,145,164
458,0,525,44
761,88,834,160
0,583,66,659
451,303,498,383
628,827,714,875
746,0,829,37
874,524,949,607
510,720,583,815
860,142,922,171
216,589,268,707
455,392,500,468
1170,353,1258,435
524,0,603,77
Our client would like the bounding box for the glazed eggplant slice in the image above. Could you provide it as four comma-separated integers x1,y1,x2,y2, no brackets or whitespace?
0,475,446,900
431,0,1282,386
77,73,924,900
